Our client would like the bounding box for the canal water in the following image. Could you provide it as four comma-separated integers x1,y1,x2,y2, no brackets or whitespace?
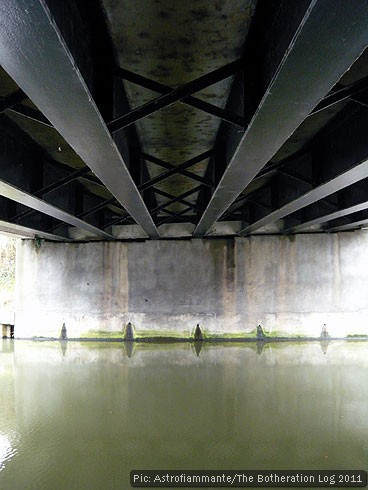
0,340,367,489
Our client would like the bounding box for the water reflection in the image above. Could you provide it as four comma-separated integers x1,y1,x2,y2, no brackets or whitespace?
192,340,204,356
0,433,13,471
0,339,14,354
320,339,331,355
0,340,366,490
58,340,68,357
256,340,265,355
124,340,134,358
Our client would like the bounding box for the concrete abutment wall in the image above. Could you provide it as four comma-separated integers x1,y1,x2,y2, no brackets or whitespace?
14,233,368,338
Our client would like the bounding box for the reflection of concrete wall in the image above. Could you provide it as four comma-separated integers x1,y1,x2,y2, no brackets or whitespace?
15,232,368,338
0,341,16,434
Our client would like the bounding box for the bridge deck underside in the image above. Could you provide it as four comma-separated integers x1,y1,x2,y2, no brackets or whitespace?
1,0,368,241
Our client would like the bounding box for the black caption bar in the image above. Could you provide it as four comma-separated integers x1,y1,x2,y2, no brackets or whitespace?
131,470,367,487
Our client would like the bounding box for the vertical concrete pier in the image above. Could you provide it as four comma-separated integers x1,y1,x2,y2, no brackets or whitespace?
14,232,368,339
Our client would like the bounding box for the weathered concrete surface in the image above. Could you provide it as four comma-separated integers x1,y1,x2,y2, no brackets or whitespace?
15,232,368,338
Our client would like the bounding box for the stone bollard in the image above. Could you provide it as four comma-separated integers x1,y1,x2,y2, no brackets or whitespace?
124,322,134,341
256,324,265,340
320,323,330,339
193,324,203,341
60,323,67,340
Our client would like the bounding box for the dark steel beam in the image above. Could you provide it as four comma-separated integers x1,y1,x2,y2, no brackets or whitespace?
221,195,248,220
0,0,159,238
78,197,115,219
285,200,368,233
104,213,131,229
0,219,69,241
11,167,91,222
139,150,213,192
328,217,368,232
0,178,113,238
311,75,368,116
37,167,91,197
116,67,245,128
142,153,211,187
240,159,368,234
0,89,27,112
8,104,53,127
108,60,242,132
194,0,368,236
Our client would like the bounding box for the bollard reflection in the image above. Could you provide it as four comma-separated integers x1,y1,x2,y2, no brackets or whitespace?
256,340,265,355
124,340,135,358
193,340,204,357
58,340,68,357
320,339,330,355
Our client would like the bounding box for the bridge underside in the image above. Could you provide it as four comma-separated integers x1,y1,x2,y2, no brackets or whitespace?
1,0,368,241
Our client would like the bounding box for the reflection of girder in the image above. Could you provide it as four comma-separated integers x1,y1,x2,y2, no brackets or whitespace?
116,67,245,128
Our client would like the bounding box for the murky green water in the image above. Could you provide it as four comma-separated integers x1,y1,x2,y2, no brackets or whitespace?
0,340,367,490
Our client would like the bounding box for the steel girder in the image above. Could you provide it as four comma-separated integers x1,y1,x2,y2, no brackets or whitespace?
285,200,368,233
328,217,368,232
0,0,159,238
0,219,69,241
0,178,114,239
240,160,368,234
194,0,368,236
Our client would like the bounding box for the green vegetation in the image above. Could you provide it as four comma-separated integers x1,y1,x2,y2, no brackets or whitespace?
79,330,123,339
0,236,16,309
134,329,188,339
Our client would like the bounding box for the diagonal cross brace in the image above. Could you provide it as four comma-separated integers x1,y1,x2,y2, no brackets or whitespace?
0,89,27,112
12,167,92,222
9,104,53,127
311,75,368,116
151,186,202,214
143,153,211,187
138,149,213,192
157,206,195,226
108,60,243,132
115,66,245,128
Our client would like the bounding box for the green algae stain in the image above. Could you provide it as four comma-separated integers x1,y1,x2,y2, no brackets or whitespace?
80,330,123,339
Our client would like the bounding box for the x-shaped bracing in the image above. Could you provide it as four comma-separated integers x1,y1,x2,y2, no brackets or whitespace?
109,60,244,132
138,149,213,191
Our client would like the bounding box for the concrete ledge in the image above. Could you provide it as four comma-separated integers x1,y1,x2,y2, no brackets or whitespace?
13,336,368,343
